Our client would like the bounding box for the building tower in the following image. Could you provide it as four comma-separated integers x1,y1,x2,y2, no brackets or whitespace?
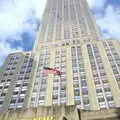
34,0,100,51
30,0,120,111
31,0,101,109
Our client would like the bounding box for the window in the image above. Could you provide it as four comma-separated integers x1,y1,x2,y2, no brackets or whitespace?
23,83,28,86
7,79,11,82
18,98,24,103
61,85,66,91
24,76,29,79
74,83,79,88
100,73,106,76
1,93,6,96
81,80,87,86
94,80,100,85
0,101,3,104
20,91,26,94
10,99,16,104
52,95,58,99
73,77,79,81
82,88,88,95
13,91,19,95
4,86,9,89
39,96,45,100
60,93,66,98
9,73,14,75
12,67,16,70
107,96,114,101
3,73,8,76
53,87,58,90
102,80,108,84
74,89,80,96
8,63,12,65
18,77,23,80
31,97,35,102
98,97,105,102
16,84,21,87
96,88,102,93
20,71,25,74
104,87,111,92
83,98,89,105
1,80,5,83
6,68,10,70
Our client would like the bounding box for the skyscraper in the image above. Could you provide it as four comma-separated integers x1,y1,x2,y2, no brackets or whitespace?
0,0,120,119
30,0,120,110
34,0,100,51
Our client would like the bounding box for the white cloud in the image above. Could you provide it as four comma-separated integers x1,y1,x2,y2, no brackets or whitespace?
0,41,23,66
96,5,120,40
87,0,106,9
0,0,47,66
0,0,47,41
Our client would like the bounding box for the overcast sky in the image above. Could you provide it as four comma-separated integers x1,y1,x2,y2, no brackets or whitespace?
0,0,120,66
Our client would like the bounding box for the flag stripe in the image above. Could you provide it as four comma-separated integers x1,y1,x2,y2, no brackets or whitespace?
43,67,61,76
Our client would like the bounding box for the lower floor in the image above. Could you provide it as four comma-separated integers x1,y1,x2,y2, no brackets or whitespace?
0,106,120,120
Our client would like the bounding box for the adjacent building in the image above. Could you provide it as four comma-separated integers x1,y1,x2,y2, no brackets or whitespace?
0,52,34,111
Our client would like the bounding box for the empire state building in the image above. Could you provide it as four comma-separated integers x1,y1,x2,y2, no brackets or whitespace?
0,0,120,119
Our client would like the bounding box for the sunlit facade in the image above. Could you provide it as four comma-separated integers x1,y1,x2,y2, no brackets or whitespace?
0,0,120,118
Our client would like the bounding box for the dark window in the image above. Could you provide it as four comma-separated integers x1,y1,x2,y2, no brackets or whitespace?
16,84,21,87
61,85,66,91
96,88,102,93
6,68,10,70
1,80,5,83
102,80,108,84
13,91,19,95
94,80,100,85
1,93,6,96
24,60,28,63
53,87,58,90
52,95,58,99
104,88,111,92
107,96,114,101
18,77,23,80
74,89,80,96
10,99,16,104
7,79,11,82
8,63,12,65
24,76,29,79
26,69,31,73
4,86,9,89
12,67,16,70
39,96,45,100
98,97,105,102
9,73,14,75
82,88,88,95
0,101,3,104
18,98,24,103
23,83,28,86
83,98,89,105
20,71,24,74
3,73,8,76
20,91,26,94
